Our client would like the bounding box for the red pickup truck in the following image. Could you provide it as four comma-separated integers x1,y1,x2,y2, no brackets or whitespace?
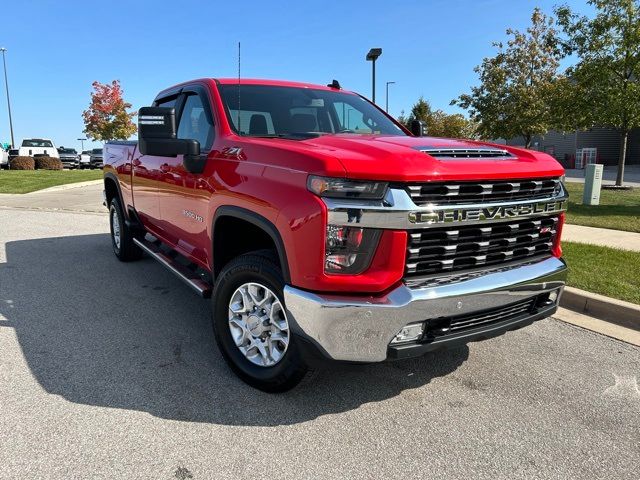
103,78,568,392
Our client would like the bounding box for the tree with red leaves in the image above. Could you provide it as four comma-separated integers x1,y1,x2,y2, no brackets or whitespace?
82,80,137,141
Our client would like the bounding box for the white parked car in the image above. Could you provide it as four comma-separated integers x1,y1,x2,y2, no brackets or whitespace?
18,138,60,158
79,150,91,169
0,149,8,168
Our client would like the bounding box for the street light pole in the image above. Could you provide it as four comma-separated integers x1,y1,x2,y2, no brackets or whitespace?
77,138,86,151
365,48,382,104
385,81,396,113
0,48,15,148
372,59,376,103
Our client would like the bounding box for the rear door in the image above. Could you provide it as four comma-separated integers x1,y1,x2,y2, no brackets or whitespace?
132,94,180,230
157,85,215,265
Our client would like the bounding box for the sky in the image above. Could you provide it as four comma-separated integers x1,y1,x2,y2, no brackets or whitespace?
0,0,593,151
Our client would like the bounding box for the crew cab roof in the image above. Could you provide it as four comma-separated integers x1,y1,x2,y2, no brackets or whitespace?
216,78,351,92
156,78,353,98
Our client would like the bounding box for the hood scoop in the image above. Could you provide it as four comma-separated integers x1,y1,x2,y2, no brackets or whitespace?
416,147,514,160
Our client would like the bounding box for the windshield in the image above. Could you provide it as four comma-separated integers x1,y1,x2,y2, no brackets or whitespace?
92,149,103,154
218,84,406,138
22,139,53,147
58,148,77,154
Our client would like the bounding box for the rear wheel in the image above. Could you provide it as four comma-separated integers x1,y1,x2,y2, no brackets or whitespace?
212,251,308,392
109,197,143,262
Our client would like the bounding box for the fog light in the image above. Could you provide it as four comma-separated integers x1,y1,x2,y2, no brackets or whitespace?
390,323,425,344
537,289,561,308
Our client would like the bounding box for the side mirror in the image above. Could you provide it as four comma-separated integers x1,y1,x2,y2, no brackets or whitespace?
410,120,427,137
138,107,204,173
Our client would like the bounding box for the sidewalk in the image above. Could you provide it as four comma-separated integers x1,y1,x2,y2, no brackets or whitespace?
0,182,105,214
563,224,640,252
565,165,640,187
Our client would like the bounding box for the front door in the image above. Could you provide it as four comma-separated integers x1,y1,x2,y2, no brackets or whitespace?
132,95,179,230
157,88,215,266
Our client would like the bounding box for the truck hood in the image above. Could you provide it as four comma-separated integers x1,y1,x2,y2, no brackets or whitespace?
294,134,564,182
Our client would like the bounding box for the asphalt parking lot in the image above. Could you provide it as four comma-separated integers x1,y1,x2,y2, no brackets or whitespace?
1,204,639,479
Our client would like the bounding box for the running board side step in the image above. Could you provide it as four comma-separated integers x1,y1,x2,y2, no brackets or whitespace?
133,237,212,298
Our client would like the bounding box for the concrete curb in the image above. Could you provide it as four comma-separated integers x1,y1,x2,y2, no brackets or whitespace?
560,286,640,331
554,307,640,347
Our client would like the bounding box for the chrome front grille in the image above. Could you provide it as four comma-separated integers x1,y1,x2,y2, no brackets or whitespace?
404,259,542,289
405,177,561,206
405,216,559,278
419,148,514,159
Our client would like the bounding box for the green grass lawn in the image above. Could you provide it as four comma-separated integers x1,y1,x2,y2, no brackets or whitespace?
562,241,640,304
564,182,640,233
0,170,103,194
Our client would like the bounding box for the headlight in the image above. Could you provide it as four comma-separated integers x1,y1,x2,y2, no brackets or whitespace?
307,175,387,199
325,225,380,274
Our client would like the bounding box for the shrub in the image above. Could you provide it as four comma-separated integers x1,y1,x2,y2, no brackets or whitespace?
34,156,63,170
9,156,35,170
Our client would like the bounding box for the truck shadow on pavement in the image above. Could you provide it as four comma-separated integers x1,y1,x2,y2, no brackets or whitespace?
0,234,469,426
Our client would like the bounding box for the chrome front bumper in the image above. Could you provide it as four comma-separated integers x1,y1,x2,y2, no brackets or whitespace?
284,256,567,362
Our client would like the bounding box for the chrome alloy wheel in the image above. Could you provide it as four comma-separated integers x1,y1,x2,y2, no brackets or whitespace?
111,208,121,250
228,282,290,367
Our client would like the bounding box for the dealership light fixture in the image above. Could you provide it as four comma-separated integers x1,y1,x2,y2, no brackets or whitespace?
365,48,382,104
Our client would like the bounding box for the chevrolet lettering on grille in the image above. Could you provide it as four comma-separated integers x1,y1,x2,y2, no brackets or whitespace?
408,200,566,224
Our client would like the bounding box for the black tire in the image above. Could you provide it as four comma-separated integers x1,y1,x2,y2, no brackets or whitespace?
109,197,143,262
212,251,308,392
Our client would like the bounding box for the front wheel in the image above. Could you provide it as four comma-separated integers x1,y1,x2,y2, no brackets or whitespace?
212,251,309,392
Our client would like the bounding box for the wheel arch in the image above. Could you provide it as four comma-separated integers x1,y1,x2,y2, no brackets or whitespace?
104,173,125,215
212,206,291,283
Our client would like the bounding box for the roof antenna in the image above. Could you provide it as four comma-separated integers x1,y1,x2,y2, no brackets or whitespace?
237,41,242,135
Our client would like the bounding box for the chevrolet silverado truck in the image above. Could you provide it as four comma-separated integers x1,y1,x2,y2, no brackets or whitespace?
18,138,60,158
103,78,568,392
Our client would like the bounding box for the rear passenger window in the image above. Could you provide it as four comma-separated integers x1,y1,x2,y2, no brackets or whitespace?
289,107,318,130
177,94,214,150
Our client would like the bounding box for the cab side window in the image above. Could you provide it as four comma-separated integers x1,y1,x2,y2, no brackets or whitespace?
177,94,214,151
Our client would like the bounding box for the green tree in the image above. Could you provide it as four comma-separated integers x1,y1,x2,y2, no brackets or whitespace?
556,0,640,186
399,97,477,139
453,8,563,148
429,111,479,139
408,97,432,125
82,80,137,142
